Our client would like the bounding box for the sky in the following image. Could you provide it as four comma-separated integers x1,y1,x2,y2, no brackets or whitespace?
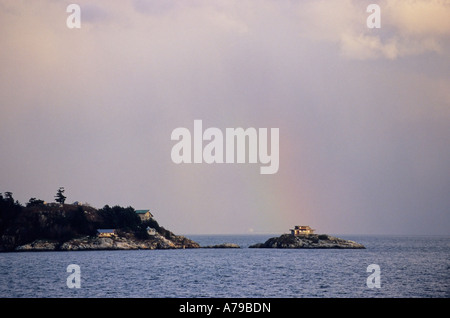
1,0,449,235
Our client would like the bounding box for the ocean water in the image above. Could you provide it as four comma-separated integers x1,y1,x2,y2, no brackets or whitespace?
0,235,448,298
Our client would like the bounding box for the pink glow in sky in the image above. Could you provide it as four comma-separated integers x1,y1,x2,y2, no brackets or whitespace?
1,0,449,235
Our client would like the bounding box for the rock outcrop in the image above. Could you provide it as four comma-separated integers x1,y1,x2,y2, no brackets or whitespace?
202,243,240,248
15,233,200,251
249,234,365,249
15,239,60,251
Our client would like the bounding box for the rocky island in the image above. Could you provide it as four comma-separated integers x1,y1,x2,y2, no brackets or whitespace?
249,233,365,249
0,192,199,252
202,243,240,248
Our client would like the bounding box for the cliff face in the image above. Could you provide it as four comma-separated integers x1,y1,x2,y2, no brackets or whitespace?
249,234,365,249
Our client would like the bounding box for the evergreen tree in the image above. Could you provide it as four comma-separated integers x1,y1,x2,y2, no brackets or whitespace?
55,187,66,204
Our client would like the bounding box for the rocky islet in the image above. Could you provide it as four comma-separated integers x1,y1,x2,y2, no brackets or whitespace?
249,234,365,249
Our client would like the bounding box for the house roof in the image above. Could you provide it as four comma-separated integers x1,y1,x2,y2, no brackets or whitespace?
97,229,115,233
135,209,151,214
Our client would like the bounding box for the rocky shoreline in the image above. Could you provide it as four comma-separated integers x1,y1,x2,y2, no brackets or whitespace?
249,234,365,249
11,236,247,252
10,234,366,251
14,233,200,251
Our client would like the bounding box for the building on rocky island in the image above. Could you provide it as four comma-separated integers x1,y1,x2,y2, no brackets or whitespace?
135,210,154,221
290,225,315,236
97,229,116,238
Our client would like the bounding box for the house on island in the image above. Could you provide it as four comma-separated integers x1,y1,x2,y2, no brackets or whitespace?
290,225,315,236
97,229,116,238
135,209,153,221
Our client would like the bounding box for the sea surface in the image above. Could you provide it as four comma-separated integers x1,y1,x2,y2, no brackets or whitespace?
0,235,449,298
